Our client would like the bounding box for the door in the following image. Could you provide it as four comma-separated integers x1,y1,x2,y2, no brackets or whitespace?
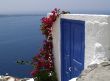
61,18,85,81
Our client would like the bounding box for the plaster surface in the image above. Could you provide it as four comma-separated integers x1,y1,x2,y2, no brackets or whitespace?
52,14,110,81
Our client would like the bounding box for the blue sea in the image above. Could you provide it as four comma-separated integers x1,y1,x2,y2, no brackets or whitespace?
0,15,45,78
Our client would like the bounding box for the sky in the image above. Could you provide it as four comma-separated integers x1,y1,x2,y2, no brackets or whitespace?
0,0,110,14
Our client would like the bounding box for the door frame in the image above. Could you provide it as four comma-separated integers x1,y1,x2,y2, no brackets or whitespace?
60,18,85,81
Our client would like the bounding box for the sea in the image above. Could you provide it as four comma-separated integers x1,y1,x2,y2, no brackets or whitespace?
0,15,45,78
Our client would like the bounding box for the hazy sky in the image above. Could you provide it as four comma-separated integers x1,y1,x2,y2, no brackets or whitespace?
0,0,110,14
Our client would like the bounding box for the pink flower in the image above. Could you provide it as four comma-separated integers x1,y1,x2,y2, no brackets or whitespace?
54,8,57,12
51,10,56,15
36,54,41,59
37,58,46,68
31,8,63,77
31,69,39,76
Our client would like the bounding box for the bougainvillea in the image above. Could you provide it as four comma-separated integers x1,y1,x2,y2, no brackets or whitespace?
31,8,70,81
30,8,59,81
16,8,70,81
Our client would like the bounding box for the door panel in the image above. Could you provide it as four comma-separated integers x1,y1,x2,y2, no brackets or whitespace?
61,19,85,81
61,22,71,81
71,22,85,77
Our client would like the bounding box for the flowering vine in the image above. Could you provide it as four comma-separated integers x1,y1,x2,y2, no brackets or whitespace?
16,8,70,81
30,8,70,81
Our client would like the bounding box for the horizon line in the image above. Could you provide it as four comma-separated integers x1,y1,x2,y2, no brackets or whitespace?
0,10,110,16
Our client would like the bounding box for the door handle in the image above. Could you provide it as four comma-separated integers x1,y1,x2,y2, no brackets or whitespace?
69,67,72,71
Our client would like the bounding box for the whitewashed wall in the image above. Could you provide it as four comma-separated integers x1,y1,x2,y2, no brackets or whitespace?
52,17,61,81
52,14,110,81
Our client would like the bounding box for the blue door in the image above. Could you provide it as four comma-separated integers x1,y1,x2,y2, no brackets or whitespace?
61,18,85,81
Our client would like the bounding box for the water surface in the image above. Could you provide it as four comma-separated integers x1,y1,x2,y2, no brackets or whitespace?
0,15,45,78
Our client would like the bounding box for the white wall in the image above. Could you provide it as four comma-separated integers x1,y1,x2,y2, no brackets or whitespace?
107,16,110,59
52,14,110,81
52,17,61,81
85,21,109,66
